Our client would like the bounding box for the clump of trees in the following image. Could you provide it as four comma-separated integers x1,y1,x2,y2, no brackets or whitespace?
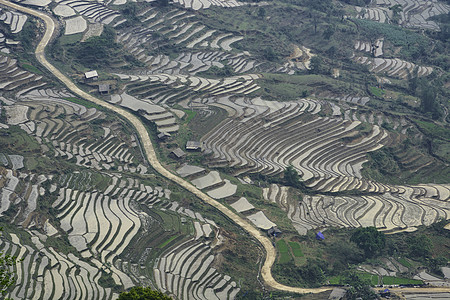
17,21,37,53
119,2,140,24
350,227,386,258
68,26,121,68
283,165,306,190
119,287,172,300
274,258,329,287
340,0,371,5
0,229,19,298
419,82,441,119
343,272,378,300
408,234,433,259
0,252,16,297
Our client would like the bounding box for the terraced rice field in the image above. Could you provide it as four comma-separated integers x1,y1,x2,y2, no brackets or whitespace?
354,56,433,79
154,238,240,299
0,55,48,96
0,165,44,220
356,0,450,30
0,85,242,298
0,32,9,54
0,232,116,299
172,0,243,10
110,92,179,134
263,183,450,235
53,182,146,288
5,89,145,173
202,97,392,193
116,73,260,105
3,0,449,298
0,8,27,33
0,160,239,299
177,165,239,199
115,7,258,73
55,0,125,26
176,164,278,230
64,15,87,35
354,39,383,57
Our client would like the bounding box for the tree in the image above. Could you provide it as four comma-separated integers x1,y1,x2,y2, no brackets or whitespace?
327,240,364,272
407,66,419,95
155,0,169,6
301,259,327,286
0,229,17,297
408,235,432,259
283,165,305,190
419,83,441,119
70,26,120,67
119,287,172,300
312,13,319,34
344,272,377,300
428,257,447,274
322,25,335,40
263,47,276,61
389,4,402,24
309,56,321,74
350,227,386,258
257,7,266,19
0,252,16,297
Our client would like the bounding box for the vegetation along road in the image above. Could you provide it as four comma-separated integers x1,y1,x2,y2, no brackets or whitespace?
1,0,449,296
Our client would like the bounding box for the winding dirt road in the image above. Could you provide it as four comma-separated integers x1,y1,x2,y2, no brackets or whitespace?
1,0,449,297
0,0,330,294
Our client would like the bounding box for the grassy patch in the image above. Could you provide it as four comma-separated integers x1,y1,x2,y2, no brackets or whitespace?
155,210,181,232
25,157,39,170
25,156,75,174
44,235,79,256
182,108,197,124
257,73,353,101
432,139,450,162
357,272,379,286
21,63,43,75
369,86,385,98
398,257,412,268
289,241,304,257
414,120,450,141
63,97,102,110
356,19,428,59
382,276,422,285
187,105,228,138
157,235,179,249
277,239,292,264
0,126,41,154
328,275,344,285
59,33,84,45
98,271,122,292
90,172,111,191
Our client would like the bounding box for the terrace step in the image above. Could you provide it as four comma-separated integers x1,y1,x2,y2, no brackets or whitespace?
263,183,449,235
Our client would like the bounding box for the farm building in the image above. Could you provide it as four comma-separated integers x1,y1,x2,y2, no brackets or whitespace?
171,148,186,159
329,288,346,299
186,141,202,151
84,70,98,81
157,132,171,141
268,226,282,237
98,84,110,94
